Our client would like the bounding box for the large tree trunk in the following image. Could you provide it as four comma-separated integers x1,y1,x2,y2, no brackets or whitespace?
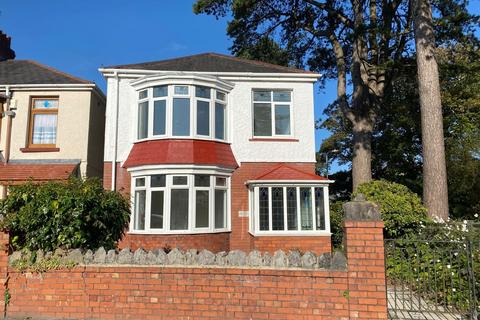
352,120,373,190
414,0,449,220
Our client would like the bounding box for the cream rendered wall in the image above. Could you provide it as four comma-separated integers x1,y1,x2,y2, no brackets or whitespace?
104,75,317,164
7,90,94,175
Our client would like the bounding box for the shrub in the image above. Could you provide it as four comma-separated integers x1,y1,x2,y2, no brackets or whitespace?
329,201,344,249
354,179,429,239
0,178,130,251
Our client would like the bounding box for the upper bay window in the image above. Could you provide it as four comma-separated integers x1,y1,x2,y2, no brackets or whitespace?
253,90,292,137
136,84,227,142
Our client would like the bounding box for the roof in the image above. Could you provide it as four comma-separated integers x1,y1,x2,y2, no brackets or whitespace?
123,139,239,169
105,53,315,74
0,60,93,85
0,162,79,184
252,164,329,181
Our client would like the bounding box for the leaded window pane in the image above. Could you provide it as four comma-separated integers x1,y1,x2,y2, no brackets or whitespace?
315,187,326,230
151,175,165,187
253,90,271,101
138,90,147,100
153,85,167,97
273,91,291,102
195,175,210,187
135,178,145,187
259,187,269,231
150,191,164,229
300,188,313,230
195,86,211,99
173,176,188,185
286,187,298,230
174,86,189,95
33,99,59,109
271,187,284,230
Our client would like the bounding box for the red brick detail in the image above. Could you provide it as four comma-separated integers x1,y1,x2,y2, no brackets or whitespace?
253,236,331,255
0,163,78,184
118,232,230,253
123,139,238,169
103,162,131,196
230,162,322,252
344,220,388,319
0,232,8,315
253,163,329,181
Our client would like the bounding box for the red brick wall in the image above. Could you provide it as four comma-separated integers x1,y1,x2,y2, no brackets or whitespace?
118,232,230,253
253,236,331,255
230,162,318,252
103,162,131,196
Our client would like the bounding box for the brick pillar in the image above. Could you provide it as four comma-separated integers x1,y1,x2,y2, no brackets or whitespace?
344,195,387,319
0,232,9,314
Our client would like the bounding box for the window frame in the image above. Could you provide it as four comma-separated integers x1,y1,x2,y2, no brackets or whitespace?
28,96,59,148
130,173,231,234
251,89,294,139
249,184,331,236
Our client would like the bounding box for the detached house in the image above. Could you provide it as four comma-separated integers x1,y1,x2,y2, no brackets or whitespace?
100,53,333,254
0,36,106,197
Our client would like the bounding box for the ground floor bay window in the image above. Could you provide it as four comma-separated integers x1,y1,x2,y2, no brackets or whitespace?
131,173,229,234
249,184,331,235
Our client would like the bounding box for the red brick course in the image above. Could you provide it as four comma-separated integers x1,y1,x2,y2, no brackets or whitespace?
118,232,230,253
253,236,331,255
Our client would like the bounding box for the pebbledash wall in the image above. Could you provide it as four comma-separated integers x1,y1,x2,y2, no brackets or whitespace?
0,197,387,319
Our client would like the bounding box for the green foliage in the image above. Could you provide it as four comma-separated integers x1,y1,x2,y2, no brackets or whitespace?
329,201,344,249
0,178,130,251
354,180,429,239
11,254,77,273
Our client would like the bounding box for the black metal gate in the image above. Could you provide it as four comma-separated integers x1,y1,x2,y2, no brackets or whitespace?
385,239,479,319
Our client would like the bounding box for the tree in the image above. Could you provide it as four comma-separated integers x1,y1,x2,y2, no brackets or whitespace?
194,0,477,192
413,0,449,220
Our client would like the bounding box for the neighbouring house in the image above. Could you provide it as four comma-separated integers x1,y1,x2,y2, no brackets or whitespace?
0,32,106,197
100,53,333,254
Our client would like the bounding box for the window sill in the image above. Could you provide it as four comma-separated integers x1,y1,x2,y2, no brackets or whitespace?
127,229,231,235
20,147,60,153
249,231,331,237
249,138,299,142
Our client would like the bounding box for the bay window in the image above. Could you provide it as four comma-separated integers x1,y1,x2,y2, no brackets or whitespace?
251,185,330,235
253,90,292,137
131,174,229,233
135,84,228,141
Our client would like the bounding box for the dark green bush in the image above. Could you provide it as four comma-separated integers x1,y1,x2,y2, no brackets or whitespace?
329,200,344,249
0,178,130,251
354,179,429,239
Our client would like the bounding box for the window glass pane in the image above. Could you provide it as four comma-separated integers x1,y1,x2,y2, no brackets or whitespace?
215,177,226,187
153,100,166,135
253,90,271,101
315,187,326,230
170,189,189,230
137,101,148,139
32,114,57,144
271,187,284,231
195,190,209,228
273,91,291,102
215,103,225,140
174,86,189,95
196,100,210,136
139,90,147,100
254,103,272,136
33,99,59,109
300,188,313,230
275,105,291,135
151,191,164,229
172,98,190,136
195,86,211,99
259,187,269,231
134,190,146,230
215,189,226,229
216,91,226,101
195,175,210,187
135,177,145,187
173,176,188,185
153,85,167,97
287,187,298,230
151,175,165,187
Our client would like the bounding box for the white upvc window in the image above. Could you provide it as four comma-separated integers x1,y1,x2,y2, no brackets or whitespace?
250,185,330,236
252,89,293,137
135,84,228,142
131,173,230,234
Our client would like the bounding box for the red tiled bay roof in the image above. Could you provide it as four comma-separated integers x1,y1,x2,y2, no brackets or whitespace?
0,163,79,184
123,139,238,169
253,164,329,181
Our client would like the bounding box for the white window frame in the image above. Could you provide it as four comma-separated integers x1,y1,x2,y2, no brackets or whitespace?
134,84,228,143
130,172,231,235
249,184,331,236
252,89,294,138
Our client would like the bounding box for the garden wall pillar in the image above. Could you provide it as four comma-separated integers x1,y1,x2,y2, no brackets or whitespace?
344,195,388,319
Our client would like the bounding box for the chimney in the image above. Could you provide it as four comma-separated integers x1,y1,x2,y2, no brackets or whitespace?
0,31,15,61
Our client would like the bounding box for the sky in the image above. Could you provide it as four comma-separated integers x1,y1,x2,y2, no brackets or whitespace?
1,0,478,173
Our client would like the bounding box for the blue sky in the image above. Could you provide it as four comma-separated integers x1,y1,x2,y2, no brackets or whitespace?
1,0,478,173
